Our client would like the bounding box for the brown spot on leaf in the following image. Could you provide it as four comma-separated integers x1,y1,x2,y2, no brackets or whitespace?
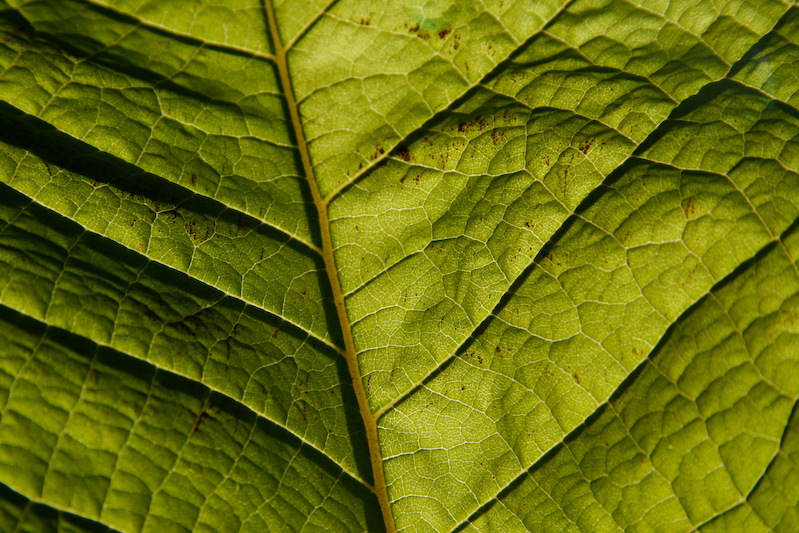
191,408,209,435
369,146,386,161
491,129,505,145
438,28,451,39
459,116,488,133
398,146,411,161
684,199,695,218
573,373,580,384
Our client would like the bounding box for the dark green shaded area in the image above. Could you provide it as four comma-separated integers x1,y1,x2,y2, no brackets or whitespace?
0,305,384,533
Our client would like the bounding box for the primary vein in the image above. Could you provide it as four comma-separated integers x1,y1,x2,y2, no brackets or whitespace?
262,3,396,532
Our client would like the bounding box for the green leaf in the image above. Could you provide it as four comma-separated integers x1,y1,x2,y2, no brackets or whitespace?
1,1,798,532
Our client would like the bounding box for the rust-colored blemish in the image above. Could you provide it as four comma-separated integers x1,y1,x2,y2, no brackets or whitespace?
491,129,505,145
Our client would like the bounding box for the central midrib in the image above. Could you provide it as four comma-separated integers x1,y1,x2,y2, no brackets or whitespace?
261,3,396,532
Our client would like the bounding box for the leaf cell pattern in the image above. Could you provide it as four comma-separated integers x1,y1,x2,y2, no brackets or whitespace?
0,1,798,532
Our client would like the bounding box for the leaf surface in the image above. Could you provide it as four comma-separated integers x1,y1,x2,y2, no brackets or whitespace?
0,1,798,532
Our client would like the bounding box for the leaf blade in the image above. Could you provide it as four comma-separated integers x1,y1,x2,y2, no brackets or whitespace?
0,1,797,532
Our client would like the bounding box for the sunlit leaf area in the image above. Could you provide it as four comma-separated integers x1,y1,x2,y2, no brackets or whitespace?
1,1,798,532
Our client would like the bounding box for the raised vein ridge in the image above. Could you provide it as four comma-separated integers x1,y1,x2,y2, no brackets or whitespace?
262,2,396,531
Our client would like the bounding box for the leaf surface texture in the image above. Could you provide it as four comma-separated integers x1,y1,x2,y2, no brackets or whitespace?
0,1,798,532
